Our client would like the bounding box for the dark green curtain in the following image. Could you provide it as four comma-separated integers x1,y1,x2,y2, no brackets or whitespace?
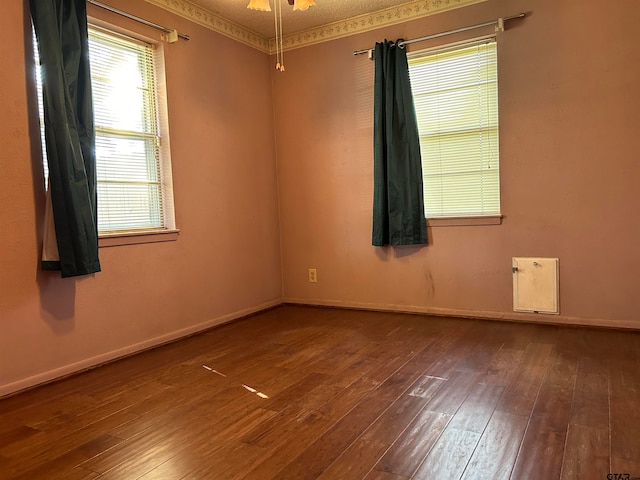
31,0,101,277
372,40,427,247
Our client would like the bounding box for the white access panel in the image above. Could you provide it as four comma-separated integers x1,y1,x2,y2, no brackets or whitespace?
512,257,559,314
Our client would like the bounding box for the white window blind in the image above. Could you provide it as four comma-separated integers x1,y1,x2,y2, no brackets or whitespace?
34,25,174,234
90,28,166,233
32,28,48,185
408,39,500,217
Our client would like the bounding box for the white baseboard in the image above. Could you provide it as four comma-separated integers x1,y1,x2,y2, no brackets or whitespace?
0,298,283,398
283,297,640,331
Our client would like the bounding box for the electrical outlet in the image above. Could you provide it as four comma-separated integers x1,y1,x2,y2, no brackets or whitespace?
308,268,317,283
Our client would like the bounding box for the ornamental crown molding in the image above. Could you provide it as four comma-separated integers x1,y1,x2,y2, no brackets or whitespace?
144,0,270,51
144,0,487,54
269,0,487,54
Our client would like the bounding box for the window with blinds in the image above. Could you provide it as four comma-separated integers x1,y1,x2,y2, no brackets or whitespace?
408,38,500,218
34,25,174,234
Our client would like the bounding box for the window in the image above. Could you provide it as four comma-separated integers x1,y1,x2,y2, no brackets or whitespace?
408,38,500,220
34,25,175,236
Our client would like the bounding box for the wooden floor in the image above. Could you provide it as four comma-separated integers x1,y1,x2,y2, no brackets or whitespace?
1,306,640,480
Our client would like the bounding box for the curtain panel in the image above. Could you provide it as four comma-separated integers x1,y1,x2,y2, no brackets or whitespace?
372,39,428,247
31,0,101,277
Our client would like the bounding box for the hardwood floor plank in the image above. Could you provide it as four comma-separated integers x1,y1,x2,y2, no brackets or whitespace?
510,351,578,479
179,443,268,480
364,471,409,480
422,370,478,415
460,412,528,480
412,428,480,480
1,305,639,480
268,333,447,479
107,406,275,479
315,348,369,375
321,377,446,479
44,467,101,480
317,438,389,480
136,458,192,480
560,424,609,480
368,368,423,403
236,410,332,480
79,427,189,476
263,372,332,411
270,396,392,480
528,352,578,428
510,419,567,480
555,327,615,359
478,347,525,387
362,376,445,444
610,458,640,478
419,326,479,379
242,375,378,447
9,434,122,480
458,323,510,373
241,405,319,447
359,394,427,445
495,342,554,417
569,357,609,429
324,354,383,389
360,355,417,388
446,383,504,433
135,408,278,480
238,376,387,480
375,410,451,477
0,408,137,476
609,363,640,473
81,397,268,476
406,375,446,400
0,425,40,450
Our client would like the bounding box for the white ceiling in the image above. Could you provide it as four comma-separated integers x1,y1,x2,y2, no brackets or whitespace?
186,0,418,38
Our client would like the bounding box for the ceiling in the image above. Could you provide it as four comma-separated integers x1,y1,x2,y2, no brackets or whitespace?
186,0,414,38
145,0,486,52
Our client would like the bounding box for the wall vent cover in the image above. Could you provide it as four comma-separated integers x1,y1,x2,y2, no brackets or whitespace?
512,257,559,314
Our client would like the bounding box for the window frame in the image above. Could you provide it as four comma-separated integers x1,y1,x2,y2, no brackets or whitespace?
408,35,502,227
34,19,179,247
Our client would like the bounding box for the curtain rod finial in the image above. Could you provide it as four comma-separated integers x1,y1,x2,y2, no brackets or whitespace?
166,29,179,43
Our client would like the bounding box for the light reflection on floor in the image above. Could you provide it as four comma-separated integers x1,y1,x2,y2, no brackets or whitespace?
203,364,270,399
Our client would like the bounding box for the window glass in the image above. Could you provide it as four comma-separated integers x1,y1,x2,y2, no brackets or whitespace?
409,39,500,217
34,25,175,234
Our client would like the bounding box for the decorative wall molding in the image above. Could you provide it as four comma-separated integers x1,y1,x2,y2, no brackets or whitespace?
271,0,487,53
144,0,487,54
144,0,270,51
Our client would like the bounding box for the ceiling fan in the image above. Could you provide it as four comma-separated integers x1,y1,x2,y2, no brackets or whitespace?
247,0,316,71
247,0,316,12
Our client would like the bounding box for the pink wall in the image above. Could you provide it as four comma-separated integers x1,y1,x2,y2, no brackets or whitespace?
274,0,640,327
0,1,282,396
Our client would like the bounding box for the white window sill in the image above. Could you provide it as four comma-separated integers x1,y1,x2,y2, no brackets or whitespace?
98,229,180,248
426,215,502,227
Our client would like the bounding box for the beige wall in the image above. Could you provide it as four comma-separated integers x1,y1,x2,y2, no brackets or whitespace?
274,0,640,327
0,0,282,396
